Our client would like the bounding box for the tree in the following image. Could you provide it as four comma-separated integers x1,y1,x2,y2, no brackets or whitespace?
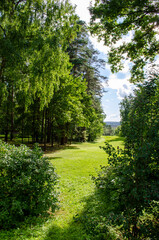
68,20,107,96
67,21,107,141
90,0,159,82
119,72,159,238
0,0,80,141
90,2,159,237
95,72,159,239
45,74,88,145
103,123,114,136
0,1,107,144
114,125,121,135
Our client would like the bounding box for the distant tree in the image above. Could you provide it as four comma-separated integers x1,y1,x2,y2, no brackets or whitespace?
114,125,121,136
68,20,107,96
103,124,114,136
67,21,107,141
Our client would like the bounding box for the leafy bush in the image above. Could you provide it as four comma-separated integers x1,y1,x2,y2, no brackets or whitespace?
94,142,159,239
0,141,58,229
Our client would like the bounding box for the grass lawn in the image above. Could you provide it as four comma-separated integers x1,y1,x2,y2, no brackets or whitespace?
0,136,124,240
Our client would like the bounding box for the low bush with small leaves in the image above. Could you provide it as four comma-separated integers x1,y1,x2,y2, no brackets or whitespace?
0,141,58,229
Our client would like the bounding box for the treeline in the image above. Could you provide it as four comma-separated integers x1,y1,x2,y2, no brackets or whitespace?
89,0,159,239
0,0,106,147
94,70,159,239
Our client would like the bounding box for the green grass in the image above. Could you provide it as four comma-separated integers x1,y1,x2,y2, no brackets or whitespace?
0,136,124,240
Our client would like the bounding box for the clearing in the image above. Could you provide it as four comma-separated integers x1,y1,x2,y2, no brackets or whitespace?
0,136,123,240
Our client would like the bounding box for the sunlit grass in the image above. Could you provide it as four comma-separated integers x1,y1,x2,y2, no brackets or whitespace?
0,136,124,240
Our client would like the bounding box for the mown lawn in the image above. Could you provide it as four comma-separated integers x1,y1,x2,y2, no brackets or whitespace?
0,136,124,240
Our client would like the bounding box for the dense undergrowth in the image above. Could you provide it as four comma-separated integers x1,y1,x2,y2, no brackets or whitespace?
0,141,58,230
2,136,157,239
0,136,123,239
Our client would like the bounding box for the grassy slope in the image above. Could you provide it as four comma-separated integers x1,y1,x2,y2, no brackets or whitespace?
0,136,123,240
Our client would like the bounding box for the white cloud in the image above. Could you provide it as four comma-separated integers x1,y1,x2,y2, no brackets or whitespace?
107,73,134,100
117,87,130,100
69,0,95,24
108,74,129,89
106,114,120,122
89,35,110,54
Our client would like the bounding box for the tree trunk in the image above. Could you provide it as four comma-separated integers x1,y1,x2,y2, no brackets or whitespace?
10,84,14,141
44,109,47,151
22,116,24,143
5,129,8,142
60,127,65,145
32,112,35,143
41,110,44,143
47,116,51,143
5,102,9,142
0,57,5,83
51,121,54,147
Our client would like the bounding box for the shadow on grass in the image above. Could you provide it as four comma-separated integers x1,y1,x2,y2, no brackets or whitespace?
0,190,120,240
60,145,80,150
72,191,116,240
43,190,119,240
43,145,80,154
0,215,53,240
105,136,125,143
47,156,63,160
43,221,89,240
87,141,98,144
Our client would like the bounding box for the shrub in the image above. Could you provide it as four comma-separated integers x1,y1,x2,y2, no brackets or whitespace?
94,142,159,239
0,141,58,229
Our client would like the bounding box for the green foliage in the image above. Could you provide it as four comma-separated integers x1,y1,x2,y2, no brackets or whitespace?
93,73,159,239
0,136,123,239
94,142,159,239
0,0,79,107
114,125,121,136
0,1,106,144
67,21,107,142
0,141,58,229
67,20,107,96
0,0,83,142
90,0,159,82
103,124,114,136
120,71,159,148
86,98,105,141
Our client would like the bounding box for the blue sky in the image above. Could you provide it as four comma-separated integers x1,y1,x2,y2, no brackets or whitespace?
69,0,134,122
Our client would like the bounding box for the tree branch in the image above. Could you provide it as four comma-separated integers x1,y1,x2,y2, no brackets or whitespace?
15,0,27,9
0,25,6,37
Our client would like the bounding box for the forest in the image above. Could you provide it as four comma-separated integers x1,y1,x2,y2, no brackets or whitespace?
0,0,106,147
0,0,159,239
